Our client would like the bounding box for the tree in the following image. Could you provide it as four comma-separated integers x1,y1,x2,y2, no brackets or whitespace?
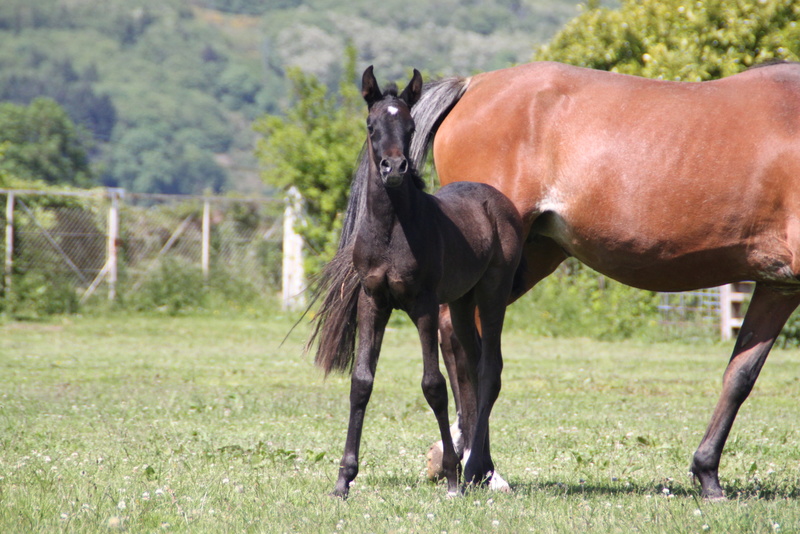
0,98,92,187
536,0,800,81
254,46,364,272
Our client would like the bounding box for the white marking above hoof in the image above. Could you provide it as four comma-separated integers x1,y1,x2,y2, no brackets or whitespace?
488,471,511,493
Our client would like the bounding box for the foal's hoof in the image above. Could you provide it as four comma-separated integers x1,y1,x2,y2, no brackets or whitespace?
426,441,444,481
488,471,511,493
462,469,512,493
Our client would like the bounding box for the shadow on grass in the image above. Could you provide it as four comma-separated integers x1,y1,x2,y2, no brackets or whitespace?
343,471,800,502
465,479,800,501
507,479,699,498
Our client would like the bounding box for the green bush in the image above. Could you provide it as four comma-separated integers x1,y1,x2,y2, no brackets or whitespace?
4,271,80,319
505,259,661,341
125,257,208,315
121,257,278,316
778,309,800,348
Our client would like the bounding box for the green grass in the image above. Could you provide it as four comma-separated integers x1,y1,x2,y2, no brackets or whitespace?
1,313,799,532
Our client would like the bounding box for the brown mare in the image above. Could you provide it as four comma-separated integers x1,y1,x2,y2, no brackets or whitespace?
311,67,522,498
408,60,800,500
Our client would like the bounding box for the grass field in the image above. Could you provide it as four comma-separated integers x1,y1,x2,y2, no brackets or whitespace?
1,312,800,533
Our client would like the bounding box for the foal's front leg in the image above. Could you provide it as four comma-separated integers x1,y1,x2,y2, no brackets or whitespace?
332,291,391,499
412,298,461,495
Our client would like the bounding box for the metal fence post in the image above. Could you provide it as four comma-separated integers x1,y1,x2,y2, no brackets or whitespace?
4,192,14,296
202,198,211,280
282,186,305,311
107,189,120,301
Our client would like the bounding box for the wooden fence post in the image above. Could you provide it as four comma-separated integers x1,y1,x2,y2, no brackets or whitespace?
719,282,753,340
282,186,305,311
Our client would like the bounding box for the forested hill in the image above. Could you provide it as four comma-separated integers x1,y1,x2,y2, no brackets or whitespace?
0,0,585,195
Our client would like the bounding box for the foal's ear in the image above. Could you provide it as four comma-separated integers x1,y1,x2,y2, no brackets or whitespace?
362,65,382,108
400,69,423,108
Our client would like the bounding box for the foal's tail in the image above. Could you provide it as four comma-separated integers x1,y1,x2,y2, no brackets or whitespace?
306,149,369,376
306,241,361,376
410,76,470,172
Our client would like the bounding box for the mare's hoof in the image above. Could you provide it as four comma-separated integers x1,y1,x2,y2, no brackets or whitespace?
691,466,725,501
426,441,444,481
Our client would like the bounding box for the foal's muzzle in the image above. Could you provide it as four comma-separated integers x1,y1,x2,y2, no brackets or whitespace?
380,156,409,187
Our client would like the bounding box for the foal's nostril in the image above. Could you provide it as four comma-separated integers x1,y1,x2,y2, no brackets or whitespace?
380,157,408,177
380,159,392,176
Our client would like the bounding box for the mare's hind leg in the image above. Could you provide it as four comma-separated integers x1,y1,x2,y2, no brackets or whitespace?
332,291,391,499
411,297,461,495
691,283,800,500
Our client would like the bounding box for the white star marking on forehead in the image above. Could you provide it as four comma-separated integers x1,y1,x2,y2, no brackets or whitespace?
387,106,399,115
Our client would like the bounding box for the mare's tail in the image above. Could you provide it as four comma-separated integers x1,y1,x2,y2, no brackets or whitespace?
410,76,470,171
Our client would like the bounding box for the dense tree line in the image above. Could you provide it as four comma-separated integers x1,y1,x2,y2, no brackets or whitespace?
537,0,800,79
0,0,580,196
0,0,276,194
0,98,91,188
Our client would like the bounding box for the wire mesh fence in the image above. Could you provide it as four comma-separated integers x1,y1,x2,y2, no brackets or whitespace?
658,288,722,336
0,189,286,315
0,188,743,337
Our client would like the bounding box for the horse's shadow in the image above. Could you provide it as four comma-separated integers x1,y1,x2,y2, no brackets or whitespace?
446,478,800,501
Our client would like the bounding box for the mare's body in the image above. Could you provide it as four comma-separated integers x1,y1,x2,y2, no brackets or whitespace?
409,61,800,500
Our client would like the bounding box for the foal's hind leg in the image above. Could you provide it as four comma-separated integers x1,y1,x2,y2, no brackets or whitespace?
434,305,476,456
448,296,497,487
412,297,461,495
691,283,800,500
332,291,391,499
436,308,510,490
463,290,508,488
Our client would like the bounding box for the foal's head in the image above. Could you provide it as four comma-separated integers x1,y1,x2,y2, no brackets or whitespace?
362,66,423,188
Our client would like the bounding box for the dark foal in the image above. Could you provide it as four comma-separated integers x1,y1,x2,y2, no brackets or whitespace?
317,67,522,498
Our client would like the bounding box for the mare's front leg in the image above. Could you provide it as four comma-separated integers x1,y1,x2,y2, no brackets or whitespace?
332,290,391,499
412,297,461,495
